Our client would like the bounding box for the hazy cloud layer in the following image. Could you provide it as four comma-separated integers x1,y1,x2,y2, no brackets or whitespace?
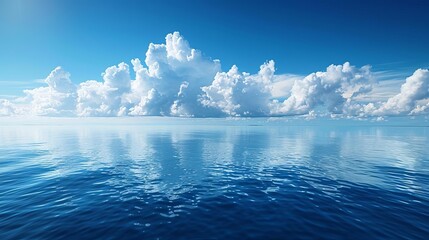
0,99,15,116
1,32,428,118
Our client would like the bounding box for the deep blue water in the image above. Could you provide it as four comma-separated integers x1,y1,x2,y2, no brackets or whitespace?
1,118,429,239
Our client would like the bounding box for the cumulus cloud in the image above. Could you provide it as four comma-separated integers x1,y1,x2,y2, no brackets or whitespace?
1,32,428,119
344,68,429,117
270,74,302,98
23,32,222,117
371,69,429,115
23,67,76,116
125,32,221,117
77,63,131,117
0,99,15,116
200,60,275,117
271,62,374,115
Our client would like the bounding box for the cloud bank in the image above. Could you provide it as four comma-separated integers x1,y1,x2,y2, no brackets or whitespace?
1,32,428,118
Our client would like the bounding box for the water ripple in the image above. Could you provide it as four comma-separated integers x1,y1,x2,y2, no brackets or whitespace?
0,124,428,239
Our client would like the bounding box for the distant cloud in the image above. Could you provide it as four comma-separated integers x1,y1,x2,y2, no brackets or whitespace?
77,63,130,117
23,67,76,116
368,69,429,116
270,74,302,99
126,32,221,117
354,79,402,103
271,62,374,115
0,99,15,116
200,61,275,117
0,32,428,118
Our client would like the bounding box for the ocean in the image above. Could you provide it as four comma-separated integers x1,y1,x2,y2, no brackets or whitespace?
1,117,428,239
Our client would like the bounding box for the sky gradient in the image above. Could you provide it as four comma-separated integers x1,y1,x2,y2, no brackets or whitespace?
0,0,428,118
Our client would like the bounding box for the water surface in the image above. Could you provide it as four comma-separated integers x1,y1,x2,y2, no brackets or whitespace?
1,118,428,239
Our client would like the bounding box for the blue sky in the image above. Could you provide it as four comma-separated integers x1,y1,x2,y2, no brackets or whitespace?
0,0,428,118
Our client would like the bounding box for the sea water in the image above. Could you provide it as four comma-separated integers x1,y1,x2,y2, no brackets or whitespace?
0,117,428,239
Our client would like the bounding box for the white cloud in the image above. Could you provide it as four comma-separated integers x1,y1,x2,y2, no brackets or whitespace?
126,32,221,117
77,63,131,117
200,60,275,117
23,67,76,116
1,32,428,119
0,99,15,116
270,74,302,98
77,80,118,117
370,69,429,115
76,32,221,117
411,99,429,115
271,62,374,115
354,79,402,103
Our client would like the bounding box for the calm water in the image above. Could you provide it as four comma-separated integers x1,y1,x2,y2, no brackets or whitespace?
1,118,429,239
